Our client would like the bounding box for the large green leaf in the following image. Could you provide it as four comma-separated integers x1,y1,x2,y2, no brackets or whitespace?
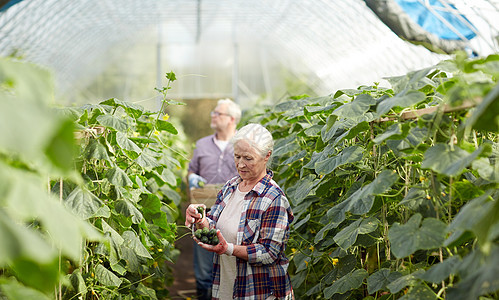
417,256,460,284
84,139,110,161
137,283,158,300
332,94,375,119
106,167,133,187
464,81,499,132
121,231,153,259
447,245,499,300
367,269,403,294
94,263,122,287
100,98,144,119
421,143,484,176
155,119,178,134
44,118,77,172
116,131,141,153
0,277,52,300
399,285,437,300
0,211,55,265
101,219,125,247
385,67,433,94
387,270,425,293
323,269,368,299
333,217,379,250
389,214,447,259
446,191,499,251
135,152,160,170
97,114,129,132
373,123,402,144
315,146,364,175
115,200,144,224
472,157,499,183
64,187,109,219
376,90,426,116
336,169,398,216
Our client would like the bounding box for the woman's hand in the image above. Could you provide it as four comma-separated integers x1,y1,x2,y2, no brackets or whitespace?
185,204,206,227
197,229,233,256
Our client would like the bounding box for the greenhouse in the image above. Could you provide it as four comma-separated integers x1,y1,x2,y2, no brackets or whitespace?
0,0,498,299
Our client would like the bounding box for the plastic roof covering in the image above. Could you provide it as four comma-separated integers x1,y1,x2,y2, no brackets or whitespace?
0,0,496,108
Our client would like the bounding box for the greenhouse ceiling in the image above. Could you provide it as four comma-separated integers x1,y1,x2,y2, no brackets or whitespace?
0,0,498,108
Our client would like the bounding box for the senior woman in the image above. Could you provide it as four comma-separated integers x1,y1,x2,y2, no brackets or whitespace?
185,123,294,300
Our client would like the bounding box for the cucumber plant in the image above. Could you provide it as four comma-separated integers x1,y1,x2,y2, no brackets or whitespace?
247,52,499,299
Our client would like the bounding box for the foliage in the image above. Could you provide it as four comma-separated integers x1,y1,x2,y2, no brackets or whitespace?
0,59,189,300
247,52,499,299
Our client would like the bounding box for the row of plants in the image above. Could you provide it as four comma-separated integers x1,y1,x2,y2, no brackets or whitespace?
0,58,189,299
247,52,498,299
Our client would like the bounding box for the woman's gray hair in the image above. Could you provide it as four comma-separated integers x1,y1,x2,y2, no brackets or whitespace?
217,98,241,124
231,123,274,158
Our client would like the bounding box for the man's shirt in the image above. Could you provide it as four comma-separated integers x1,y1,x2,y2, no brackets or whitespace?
188,134,238,184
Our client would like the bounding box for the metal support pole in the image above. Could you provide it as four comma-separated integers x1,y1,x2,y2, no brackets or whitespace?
156,22,162,110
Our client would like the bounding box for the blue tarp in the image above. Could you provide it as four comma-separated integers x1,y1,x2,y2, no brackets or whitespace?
395,0,476,40
1,0,24,12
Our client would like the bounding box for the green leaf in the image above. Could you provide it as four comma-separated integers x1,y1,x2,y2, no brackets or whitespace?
373,123,402,144
97,114,129,131
165,71,176,81
84,139,110,161
161,168,177,186
389,214,447,259
367,269,403,294
45,119,77,172
116,131,141,153
10,257,59,293
421,143,484,176
287,174,319,205
155,119,178,134
67,270,87,298
135,152,160,170
64,187,108,219
376,90,426,116
0,211,56,265
137,283,158,299
94,263,122,287
399,187,428,210
100,98,144,119
399,284,437,300
315,146,364,175
122,231,153,259
333,94,375,119
334,217,379,250
0,277,52,300
106,167,133,187
387,270,425,293
417,256,460,283
464,81,499,132
323,269,368,298
115,200,144,224
101,219,125,246
447,245,499,299
343,169,398,215
472,157,499,183
446,191,499,251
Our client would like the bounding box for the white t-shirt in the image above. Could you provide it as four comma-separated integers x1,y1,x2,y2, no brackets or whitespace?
217,186,246,299
214,138,229,152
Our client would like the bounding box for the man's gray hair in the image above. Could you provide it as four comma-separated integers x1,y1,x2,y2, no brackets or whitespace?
231,123,274,158
218,98,241,124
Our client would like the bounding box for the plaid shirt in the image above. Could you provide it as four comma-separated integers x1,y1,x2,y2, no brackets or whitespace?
206,170,294,300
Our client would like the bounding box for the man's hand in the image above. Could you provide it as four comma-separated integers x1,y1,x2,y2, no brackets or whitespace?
188,173,207,188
